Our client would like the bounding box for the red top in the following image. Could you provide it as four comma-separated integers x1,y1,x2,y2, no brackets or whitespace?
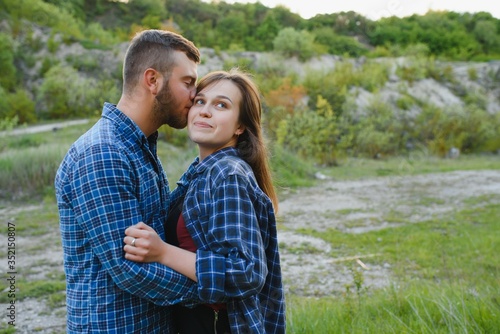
176,214,197,252
176,214,226,311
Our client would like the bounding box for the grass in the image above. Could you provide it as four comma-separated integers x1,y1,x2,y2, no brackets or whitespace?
327,153,500,181
287,203,500,333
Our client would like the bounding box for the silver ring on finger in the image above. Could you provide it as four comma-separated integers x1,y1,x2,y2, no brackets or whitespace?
131,238,136,247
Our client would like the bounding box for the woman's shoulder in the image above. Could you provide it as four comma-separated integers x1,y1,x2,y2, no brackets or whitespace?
205,152,253,183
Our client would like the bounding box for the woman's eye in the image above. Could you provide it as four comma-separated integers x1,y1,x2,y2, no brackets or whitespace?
216,102,226,108
195,99,204,105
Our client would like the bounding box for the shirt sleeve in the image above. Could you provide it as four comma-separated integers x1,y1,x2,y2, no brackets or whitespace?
70,143,199,305
195,174,268,303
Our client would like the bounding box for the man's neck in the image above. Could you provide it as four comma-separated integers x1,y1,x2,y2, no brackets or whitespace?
117,96,156,137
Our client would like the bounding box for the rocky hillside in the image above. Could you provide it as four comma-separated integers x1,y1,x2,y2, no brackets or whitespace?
12,24,500,121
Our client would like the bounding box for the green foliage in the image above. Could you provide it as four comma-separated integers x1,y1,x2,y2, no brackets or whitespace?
158,126,190,148
269,144,316,189
126,0,167,29
47,33,60,53
273,27,315,61
1,89,37,124
65,53,100,72
0,116,19,132
303,68,348,113
4,0,83,40
473,20,500,54
37,64,120,119
81,22,119,47
0,33,17,91
467,67,478,81
277,96,341,166
410,104,498,156
348,96,401,157
313,28,368,57
369,12,482,60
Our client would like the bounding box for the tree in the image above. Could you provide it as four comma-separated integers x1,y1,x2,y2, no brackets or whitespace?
273,27,315,61
313,28,368,57
474,20,500,54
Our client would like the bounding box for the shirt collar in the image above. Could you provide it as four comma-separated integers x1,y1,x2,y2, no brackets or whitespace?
102,102,158,148
195,147,240,175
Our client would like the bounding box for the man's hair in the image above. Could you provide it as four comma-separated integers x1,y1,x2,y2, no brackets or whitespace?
122,29,200,93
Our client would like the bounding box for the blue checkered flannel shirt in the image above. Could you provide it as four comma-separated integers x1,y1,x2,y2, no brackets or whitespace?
55,103,198,333
174,147,286,333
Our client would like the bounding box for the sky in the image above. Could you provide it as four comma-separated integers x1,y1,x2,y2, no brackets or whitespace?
214,0,500,20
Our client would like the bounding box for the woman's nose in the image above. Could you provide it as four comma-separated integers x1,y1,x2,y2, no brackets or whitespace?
199,105,211,117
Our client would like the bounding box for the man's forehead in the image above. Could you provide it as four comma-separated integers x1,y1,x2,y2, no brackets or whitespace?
171,51,198,79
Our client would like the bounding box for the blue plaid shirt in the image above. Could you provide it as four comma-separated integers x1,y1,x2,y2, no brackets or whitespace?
55,103,198,333
175,147,286,333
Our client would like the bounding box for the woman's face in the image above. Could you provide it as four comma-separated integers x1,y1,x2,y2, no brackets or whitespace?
188,79,245,160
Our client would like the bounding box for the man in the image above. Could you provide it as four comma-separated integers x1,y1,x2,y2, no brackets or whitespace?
55,29,200,333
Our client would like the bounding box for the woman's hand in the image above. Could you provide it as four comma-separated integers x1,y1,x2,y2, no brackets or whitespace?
124,222,198,281
123,222,167,263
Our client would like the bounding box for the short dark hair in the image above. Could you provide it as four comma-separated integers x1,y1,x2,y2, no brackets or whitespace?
122,29,200,93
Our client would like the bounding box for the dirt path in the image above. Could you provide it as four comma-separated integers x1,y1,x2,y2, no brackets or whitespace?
2,169,500,332
0,119,89,137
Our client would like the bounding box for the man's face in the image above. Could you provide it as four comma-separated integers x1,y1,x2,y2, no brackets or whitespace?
153,51,197,129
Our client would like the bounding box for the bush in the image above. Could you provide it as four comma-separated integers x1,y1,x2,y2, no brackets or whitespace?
277,96,341,166
273,27,315,61
348,96,400,157
4,89,37,124
313,28,369,57
37,64,120,119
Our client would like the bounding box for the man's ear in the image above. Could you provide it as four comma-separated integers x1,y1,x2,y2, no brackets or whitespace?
143,68,160,95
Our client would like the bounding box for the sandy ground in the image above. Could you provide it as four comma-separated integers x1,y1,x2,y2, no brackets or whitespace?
1,169,500,333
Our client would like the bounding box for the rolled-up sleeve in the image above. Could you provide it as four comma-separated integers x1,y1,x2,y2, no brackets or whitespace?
70,143,198,305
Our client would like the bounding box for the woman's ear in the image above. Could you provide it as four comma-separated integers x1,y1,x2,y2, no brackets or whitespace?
235,125,246,136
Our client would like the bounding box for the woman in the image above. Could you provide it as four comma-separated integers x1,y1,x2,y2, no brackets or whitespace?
123,69,286,333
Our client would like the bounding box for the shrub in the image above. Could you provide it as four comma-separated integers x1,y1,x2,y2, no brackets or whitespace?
37,64,120,119
348,96,400,157
273,27,315,61
4,89,37,124
277,96,341,166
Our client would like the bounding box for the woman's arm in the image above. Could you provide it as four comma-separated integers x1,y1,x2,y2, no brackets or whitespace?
192,173,268,303
124,223,198,282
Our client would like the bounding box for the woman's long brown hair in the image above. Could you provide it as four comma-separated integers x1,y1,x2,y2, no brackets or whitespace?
196,68,278,212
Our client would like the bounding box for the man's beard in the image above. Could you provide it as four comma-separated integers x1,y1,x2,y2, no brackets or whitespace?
152,81,188,129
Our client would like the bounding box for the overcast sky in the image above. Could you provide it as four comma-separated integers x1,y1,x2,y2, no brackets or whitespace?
213,0,500,20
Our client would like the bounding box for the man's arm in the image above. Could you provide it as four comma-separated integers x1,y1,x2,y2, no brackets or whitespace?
71,143,199,305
